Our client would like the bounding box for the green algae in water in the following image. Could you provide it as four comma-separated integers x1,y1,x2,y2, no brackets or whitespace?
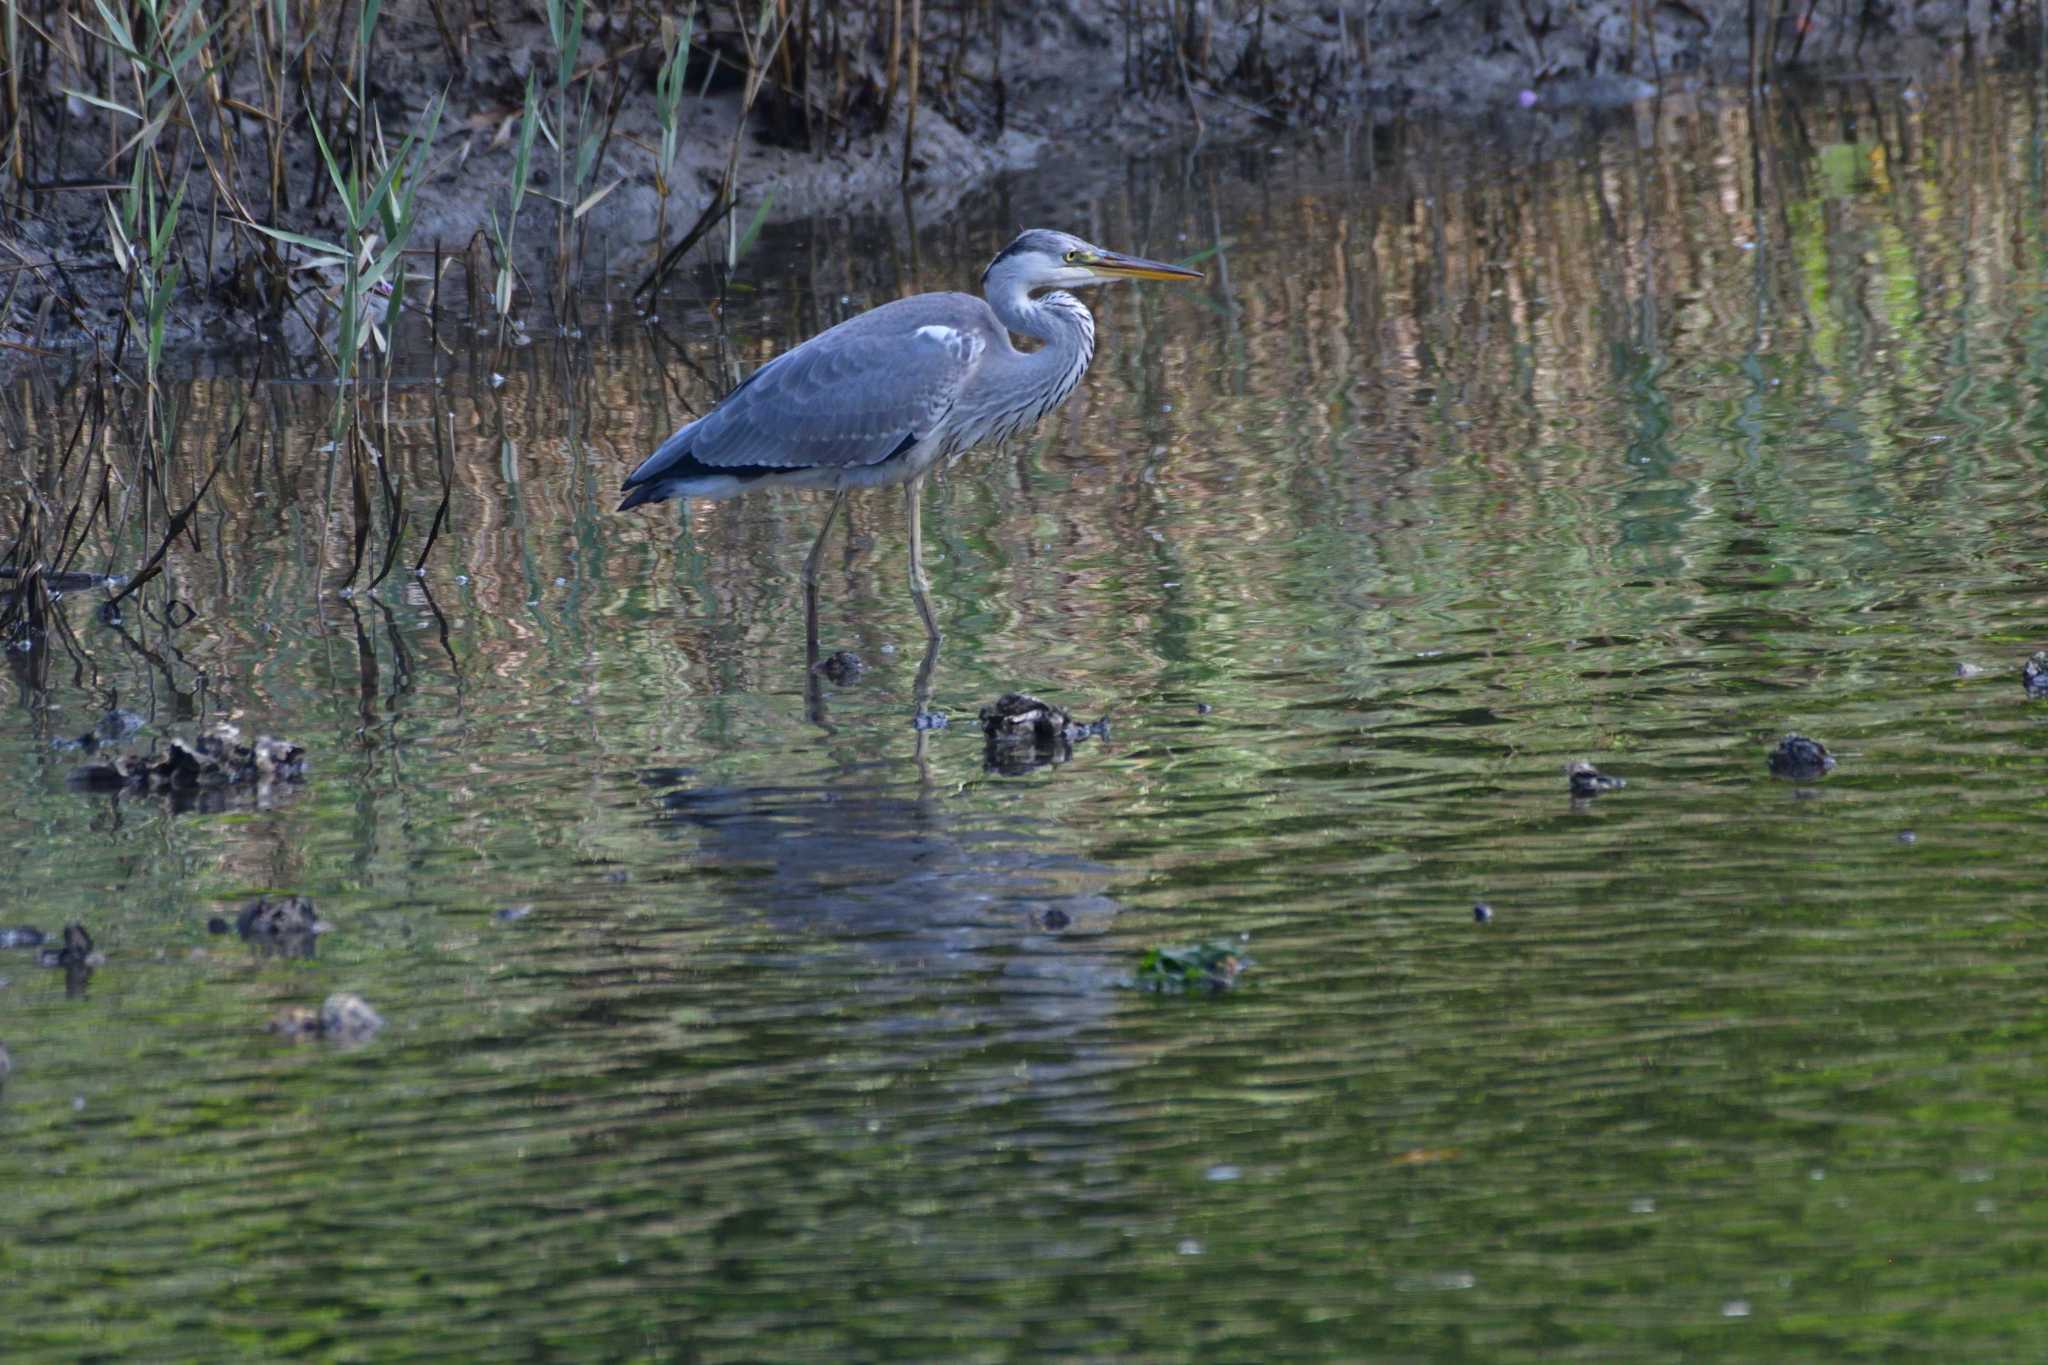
1132,939,1251,994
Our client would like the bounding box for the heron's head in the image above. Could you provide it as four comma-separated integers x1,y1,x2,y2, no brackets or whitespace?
982,229,1203,293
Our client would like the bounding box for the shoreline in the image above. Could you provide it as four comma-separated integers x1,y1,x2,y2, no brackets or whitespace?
0,1,2030,372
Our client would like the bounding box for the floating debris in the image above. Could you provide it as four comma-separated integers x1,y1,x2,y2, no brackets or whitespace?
1389,1147,1463,1167
268,1006,323,1041
1473,903,1494,924
37,923,100,969
1566,760,1626,798
38,923,100,996
237,895,320,938
811,650,865,685
0,927,45,949
2024,651,2048,699
1195,701,1214,715
493,904,534,923
912,709,949,732
51,709,146,753
1767,733,1836,782
1133,940,1250,994
979,692,1108,775
267,993,383,1045
231,895,324,957
70,723,307,802
1954,662,1986,679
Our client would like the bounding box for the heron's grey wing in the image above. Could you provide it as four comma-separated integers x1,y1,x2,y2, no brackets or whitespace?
624,295,991,487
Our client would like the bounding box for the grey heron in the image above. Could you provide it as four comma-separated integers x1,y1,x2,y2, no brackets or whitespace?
617,228,1203,641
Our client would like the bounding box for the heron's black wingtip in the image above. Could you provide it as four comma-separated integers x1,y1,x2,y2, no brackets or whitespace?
617,483,658,512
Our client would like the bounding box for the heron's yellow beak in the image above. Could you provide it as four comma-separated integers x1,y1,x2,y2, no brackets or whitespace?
1083,249,1204,282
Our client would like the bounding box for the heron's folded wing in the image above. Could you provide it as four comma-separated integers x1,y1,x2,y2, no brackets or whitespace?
629,310,987,485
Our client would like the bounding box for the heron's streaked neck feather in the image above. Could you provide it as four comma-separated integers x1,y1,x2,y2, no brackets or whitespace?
984,273,1096,422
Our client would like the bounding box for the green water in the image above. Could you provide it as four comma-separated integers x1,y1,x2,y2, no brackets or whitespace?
5,72,2048,1360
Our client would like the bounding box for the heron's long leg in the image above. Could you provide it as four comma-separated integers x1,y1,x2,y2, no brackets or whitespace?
802,491,848,727
905,473,942,642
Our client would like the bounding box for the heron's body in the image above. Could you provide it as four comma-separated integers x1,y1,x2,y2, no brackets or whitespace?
619,290,1094,506
618,229,1200,638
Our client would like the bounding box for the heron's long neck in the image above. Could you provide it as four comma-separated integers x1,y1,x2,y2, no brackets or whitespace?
986,278,1097,418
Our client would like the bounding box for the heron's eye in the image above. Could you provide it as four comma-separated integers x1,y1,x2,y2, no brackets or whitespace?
1063,249,1079,263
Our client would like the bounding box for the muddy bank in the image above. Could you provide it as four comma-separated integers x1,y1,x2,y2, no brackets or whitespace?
0,0,2036,365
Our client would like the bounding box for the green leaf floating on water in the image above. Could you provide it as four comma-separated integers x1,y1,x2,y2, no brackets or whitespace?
1132,940,1251,994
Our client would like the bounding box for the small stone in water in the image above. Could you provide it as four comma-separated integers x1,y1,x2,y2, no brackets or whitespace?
812,650,864,685
1567,760,1625,797
0,927,45,949
1195,701,1213,715
319,993,384,1043
494,904,534,923
1954,661,1985,679
1039,907,1071,931
1473,903,1493,923
1897,831,1917,845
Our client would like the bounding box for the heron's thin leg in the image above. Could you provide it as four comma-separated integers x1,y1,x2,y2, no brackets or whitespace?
905,474,941,642
803,490,848,588
910,609,944,775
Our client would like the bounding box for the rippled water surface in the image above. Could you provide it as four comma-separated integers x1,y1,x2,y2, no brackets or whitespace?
7,70,2048,1360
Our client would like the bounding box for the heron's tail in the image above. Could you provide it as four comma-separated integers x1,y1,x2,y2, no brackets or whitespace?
616,481,670,511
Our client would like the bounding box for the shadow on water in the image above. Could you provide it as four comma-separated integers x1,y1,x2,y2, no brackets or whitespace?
8,65,2048,1358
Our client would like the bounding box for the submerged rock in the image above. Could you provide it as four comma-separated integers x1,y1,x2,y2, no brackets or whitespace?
234,895,323,957
1767,733,1836,782
267,1006,323,1041
2024,651,2048,699
978,692,1108,775
1566,760,1626,797
267,993,384,1045
69,723,307,798
0,926,45,950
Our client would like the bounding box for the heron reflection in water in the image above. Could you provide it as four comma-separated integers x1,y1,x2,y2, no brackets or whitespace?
618,229,1202,690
